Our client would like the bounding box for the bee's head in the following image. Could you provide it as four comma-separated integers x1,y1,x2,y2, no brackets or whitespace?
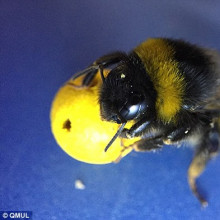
99,62,156,124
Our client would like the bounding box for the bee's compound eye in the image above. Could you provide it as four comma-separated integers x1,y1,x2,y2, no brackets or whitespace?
120,103,140,120
130,94,141,105
120,94,146,120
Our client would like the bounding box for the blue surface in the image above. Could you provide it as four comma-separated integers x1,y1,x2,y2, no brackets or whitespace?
1,1,220,219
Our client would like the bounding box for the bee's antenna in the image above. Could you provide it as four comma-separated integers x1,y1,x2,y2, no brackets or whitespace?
104,122,126,152
99,65,106,83
71,66,99,81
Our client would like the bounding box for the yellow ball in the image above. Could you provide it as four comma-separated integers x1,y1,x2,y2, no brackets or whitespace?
50,72,140,164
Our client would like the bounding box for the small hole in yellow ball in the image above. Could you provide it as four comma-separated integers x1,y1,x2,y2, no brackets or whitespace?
63,119,71,132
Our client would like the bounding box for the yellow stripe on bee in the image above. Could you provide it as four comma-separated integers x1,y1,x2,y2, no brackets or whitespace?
135,38,185,123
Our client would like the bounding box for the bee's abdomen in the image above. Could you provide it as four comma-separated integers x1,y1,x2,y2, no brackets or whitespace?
165,39,217,107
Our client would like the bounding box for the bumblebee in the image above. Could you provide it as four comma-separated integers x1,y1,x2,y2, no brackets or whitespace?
72,38,220,206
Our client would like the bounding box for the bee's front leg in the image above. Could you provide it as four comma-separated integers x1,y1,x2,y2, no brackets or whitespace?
120,117,153,139
120,117,165,152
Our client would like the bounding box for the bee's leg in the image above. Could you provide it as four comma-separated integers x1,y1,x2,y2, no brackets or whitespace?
114,136,163,163
164,113,212,145
120,117,153,139
131,137,164,152
163,126,193,145
188,123,220,207
73,52,127,87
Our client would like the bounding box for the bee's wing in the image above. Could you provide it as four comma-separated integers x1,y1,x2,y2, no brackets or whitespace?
202,91,220,111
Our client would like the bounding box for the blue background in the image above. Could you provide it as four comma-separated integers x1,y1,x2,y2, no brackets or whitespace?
1,1,220,219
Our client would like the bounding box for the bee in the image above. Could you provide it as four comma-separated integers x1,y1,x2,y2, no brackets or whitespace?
72,38,220,206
